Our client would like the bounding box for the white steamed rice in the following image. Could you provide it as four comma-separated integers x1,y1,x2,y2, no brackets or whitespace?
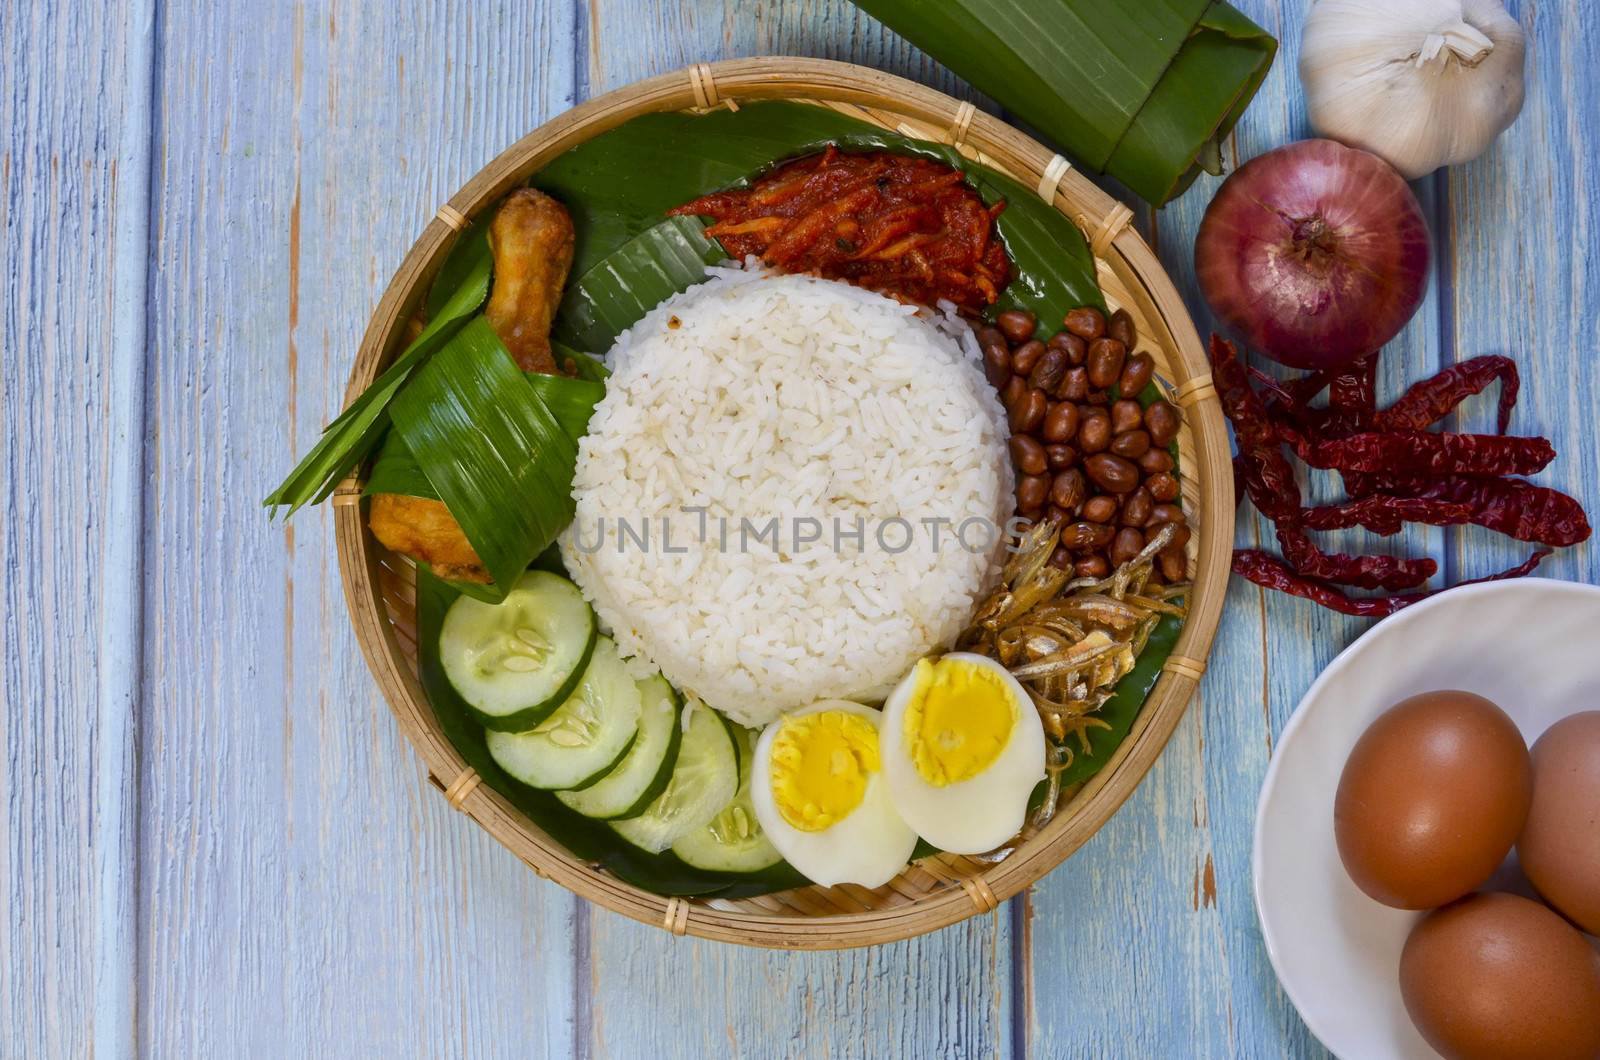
560,268,1013,728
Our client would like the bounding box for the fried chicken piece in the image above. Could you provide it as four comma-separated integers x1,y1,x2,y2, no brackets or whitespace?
483,187,575,373
368,188,576,582
369,493,491,583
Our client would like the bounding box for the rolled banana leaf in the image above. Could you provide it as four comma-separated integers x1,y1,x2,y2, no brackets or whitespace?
851,0,1277,205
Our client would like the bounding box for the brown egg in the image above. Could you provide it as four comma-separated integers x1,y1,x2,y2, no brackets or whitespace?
1334,690,1531,909
1519,710,1600,935
1400,892,1600,1060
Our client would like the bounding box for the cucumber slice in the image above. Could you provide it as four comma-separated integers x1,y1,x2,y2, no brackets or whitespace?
487,638,642,791
556,675,683,819
611,701,739,853
672,727,783,874
440,570,596,732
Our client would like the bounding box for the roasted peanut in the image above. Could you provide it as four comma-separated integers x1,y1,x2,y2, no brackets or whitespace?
1061,521,1115,550
983,343,1012,388
1110,429,1151,459
1111,527,1145,567
1074,554,1110,578
1077,408,1111,454
1011,339,1046,377
1110,399,1144,434
1063,306,1106,341
975,325,1007,350
1080,494,1118,524
1016,473,1050,511
1048,331,1088,366
1145,400,1181,446
1058,366,1090,402
1085,453,1139,494
1001,375,1026,409
1027,347,1068,393
1042,401,1080,443
1009,387,1048,433
1107,308,1137,348
1148,502,1186,526
1146,471,1179,502
997,309,1038,344
1138,448,1175,475
1121,486,1153,528
1009,435,1048,476
1118,352,1155,397
1050,468,1087,511
1087,338,1127,390
1159,547,1187,583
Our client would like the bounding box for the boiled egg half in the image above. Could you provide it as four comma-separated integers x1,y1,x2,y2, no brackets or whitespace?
881,653,1045,854
749,700,917,888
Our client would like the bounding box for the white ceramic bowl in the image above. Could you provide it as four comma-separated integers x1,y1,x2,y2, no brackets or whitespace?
1253,578,1600,1060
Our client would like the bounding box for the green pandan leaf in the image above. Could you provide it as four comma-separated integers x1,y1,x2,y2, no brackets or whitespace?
264,219,491,513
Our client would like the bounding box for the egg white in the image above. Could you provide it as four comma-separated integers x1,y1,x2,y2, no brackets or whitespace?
880,653,1046,854
749,700,918,888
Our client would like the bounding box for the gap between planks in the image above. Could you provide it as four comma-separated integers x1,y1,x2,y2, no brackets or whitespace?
93,2,159,1059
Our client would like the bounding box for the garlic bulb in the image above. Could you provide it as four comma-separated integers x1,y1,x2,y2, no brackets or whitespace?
1299,0,1525,179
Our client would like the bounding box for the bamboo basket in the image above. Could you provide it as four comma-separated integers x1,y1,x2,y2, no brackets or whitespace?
335,58,1232,949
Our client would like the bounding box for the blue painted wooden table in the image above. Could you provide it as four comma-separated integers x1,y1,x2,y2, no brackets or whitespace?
7,1,1596,1055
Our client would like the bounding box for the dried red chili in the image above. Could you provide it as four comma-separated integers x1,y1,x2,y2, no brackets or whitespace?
1233,549,1551,618
1235,439,1437,590
670,146,1011,313
1372,355,1518,435
1212,333,1584,615
1209,336,1281,449
1287,429,1555,478
1300,495,1478,536
1276,529,1437,591
1326,354,1379,433
1339,475,1592,547
1235,447,1300,525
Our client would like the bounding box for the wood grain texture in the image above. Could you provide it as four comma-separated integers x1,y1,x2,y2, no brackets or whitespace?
1,2,144,1055
1447,0,1599,585
135,2,583,1056
6,0,1596,1055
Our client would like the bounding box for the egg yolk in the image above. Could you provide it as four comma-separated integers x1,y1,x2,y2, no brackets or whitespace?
769,710,881,832
902,657,1016,786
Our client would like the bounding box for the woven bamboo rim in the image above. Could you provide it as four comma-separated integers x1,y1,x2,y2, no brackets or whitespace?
336,58,1232,949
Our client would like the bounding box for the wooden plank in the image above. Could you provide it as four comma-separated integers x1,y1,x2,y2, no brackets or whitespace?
1023,0,1451,1054
135,3,582,1055
0,2,149,1055
576,4,1011,1057
95,2,158,1057
1447,0,1598,585
584,911,1012,1058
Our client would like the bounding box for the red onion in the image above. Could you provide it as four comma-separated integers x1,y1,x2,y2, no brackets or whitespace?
1194,139,1431,371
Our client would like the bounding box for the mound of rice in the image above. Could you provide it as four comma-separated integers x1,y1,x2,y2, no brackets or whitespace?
560,269,1013,728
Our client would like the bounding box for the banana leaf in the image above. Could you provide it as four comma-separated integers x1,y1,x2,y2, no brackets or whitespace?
263,218,492,513
389,317,595,597
555,341,610,382
366,369,604,504
553,216,726,353
851,0,1277,206
417,567,808,897
364,433,436,500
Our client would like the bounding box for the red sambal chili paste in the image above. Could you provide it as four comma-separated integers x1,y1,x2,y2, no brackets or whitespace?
669,146,1012,314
